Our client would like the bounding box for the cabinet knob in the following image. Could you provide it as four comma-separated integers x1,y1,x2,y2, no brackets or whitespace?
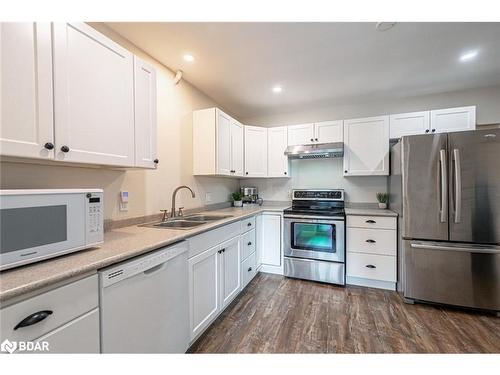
315,138,318,141
247,222,252,227
366,264,376,269
344,170,348,173
154,158,159,164
44,142,54,150
247,241,252,246
432,129,436,132
60,145,70,153
310,138,314,142
425,129,430,133
284,171,287,175
245,172,249,175
248,267,252,272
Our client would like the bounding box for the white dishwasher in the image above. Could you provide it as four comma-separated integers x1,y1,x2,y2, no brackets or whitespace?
99,241,189,353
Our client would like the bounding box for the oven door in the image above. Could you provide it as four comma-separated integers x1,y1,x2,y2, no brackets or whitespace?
0,193,87,270
284,216,345,262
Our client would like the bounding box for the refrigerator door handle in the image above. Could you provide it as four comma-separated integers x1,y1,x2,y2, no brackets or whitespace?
439,149,447,223
453,149,462,223
411,242,500,254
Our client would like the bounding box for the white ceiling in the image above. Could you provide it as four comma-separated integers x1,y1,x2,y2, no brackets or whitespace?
106,22,500,119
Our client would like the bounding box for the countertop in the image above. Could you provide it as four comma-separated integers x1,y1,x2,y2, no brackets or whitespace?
0,204,289,303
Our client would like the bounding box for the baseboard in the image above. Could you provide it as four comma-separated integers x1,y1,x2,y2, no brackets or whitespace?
260,264,283,275
346,276,396,291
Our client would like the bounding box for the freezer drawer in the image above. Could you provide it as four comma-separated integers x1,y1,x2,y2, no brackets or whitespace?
404,240,500,311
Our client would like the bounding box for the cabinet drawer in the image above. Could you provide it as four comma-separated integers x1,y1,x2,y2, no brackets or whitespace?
347,253,396,282
32,308,100,353
241,252,257,289
188,221,240,258
241,216,256,232
347,215,396,230
347,228,396,256
240,229,256,260
0,275,98,343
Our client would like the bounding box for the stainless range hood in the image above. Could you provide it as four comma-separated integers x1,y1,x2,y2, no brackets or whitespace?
284,142,344,159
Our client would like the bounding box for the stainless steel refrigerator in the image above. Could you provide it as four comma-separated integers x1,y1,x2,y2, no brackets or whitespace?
389,128,500,313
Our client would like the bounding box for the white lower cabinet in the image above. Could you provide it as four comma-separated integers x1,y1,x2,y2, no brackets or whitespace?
241,252,257,289
220,236,241,308
346,215,397,291
260,213,282,267
0,274,100,353
188,244,220,340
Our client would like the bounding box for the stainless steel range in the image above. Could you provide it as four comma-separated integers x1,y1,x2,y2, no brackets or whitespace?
283,189,345,285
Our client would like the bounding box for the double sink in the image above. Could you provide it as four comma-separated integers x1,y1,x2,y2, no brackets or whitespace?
143,214,234,230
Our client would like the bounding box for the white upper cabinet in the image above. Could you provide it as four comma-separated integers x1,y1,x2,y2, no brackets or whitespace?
343,116,389,176
287,123,315,146
314,120,343,143
430,106,476,133
389,111,430,138
216,109,232,175
287,121,343,145
230,119,244,176
0,23,54,159
267,126,289,177
134,56,157,168
193,108,240,176
53,23,135,166
244,125,268,177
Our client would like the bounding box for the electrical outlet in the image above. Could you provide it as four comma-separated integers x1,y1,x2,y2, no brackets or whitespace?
205,192,212,203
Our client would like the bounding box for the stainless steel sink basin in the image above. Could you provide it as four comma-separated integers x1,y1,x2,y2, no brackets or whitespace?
184,214,233,221
151,220,206,229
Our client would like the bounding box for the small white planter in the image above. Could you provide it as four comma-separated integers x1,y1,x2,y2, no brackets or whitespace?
233,200,243,207
378,202,387,209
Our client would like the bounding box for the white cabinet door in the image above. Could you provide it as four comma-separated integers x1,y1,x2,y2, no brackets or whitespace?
230,119,244,176
188,245,220,340
315,120,343,143
0,22,54,159
343,116,389,176
267,126,289,177
244,125,268,177
216,109,231,175
220,236,241,308
53,22,135,166
389,111,430,139
261,214,282,266
430,106,476,133
287,123,315,146
134,56,157,168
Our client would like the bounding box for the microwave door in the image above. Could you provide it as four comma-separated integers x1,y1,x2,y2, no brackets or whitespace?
448,129,500,244
0,194,86,268
401,133,448,241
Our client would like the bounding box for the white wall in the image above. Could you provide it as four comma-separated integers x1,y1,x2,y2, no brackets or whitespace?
0,23,239,220
243,158,387,203
242,85,500,127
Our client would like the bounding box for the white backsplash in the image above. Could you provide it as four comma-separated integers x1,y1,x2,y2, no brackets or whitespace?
241,158,388,203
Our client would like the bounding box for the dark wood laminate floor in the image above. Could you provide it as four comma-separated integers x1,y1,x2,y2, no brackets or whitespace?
188,273,500,353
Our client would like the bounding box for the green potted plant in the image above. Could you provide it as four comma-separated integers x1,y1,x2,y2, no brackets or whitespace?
232,191,243,207
376,192,389,209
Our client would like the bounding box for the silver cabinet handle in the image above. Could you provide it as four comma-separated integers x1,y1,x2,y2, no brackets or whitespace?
411,242,500,254
453,149,461,223
439,149,447,223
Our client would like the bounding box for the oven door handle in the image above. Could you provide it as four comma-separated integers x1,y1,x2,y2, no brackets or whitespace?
284,215,345,222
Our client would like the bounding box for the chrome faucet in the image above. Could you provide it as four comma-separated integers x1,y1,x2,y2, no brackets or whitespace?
171,185,196,217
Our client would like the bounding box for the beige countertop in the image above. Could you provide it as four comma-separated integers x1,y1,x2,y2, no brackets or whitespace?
0,204,289,304
345,207,398,217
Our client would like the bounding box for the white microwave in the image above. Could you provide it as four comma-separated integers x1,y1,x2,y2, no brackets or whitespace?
0,189,104,271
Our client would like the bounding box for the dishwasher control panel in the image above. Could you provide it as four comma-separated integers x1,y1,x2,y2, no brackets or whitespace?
99,242,188,288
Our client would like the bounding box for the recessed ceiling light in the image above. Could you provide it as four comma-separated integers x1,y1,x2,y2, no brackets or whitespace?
375,22,397,32
183,54,195,62
272,86,282,94
459,50,478,62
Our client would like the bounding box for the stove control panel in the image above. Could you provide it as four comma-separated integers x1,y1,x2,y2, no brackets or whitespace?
292,189,344,201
